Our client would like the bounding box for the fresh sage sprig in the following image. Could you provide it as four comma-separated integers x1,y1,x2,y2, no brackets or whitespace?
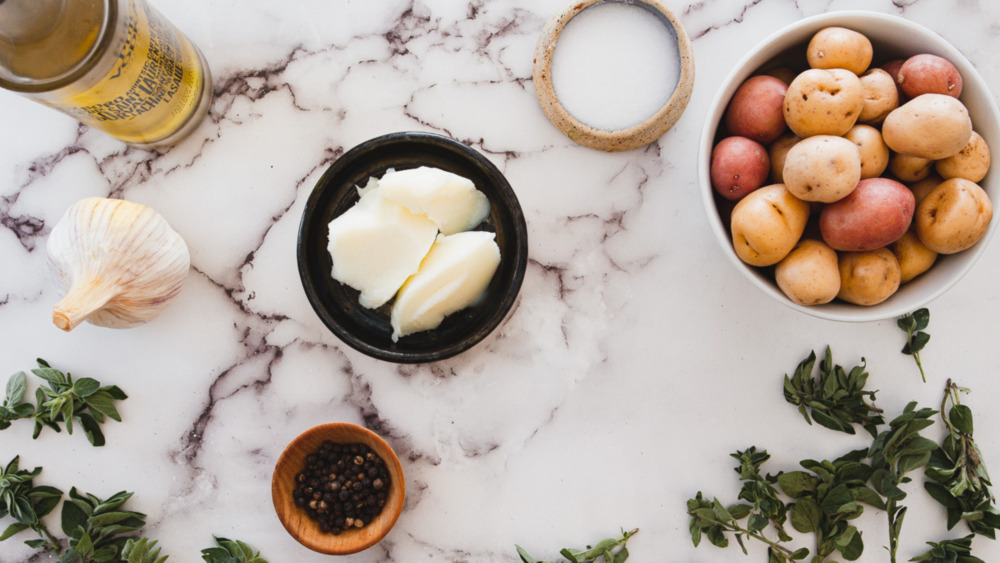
923,380,1000,538
28,358,128,446
201,536,269,563
123,537,169,563
516,528,637,563
783,347,884,437
868,402,939,563
910,534,984,563
777,449,884,562
1,371,35,428
0,456,62,552
59,488,146,563
898,309,930,382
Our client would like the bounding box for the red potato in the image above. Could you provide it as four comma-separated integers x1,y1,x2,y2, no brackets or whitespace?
724,75,789,144
711,136,770,201
819,177,916,251
897,53,963,99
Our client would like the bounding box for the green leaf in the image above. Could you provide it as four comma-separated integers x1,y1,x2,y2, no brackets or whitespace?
0,521,29,541
949,404,974,435
515,545,538,563
72,378,101,398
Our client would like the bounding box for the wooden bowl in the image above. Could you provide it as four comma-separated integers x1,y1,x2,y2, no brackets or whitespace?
271,423,405,555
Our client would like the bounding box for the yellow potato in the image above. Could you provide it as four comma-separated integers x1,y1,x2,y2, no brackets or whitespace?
784,68,864,137
890,229,938,283
844,124,889,179
936,131,991,183
768,132,801,184
889,153,934,183
908,174,944,207
783,135,862,202
915,177,994,253
806,27,873,74
730,184,811,266
882,94,972,159
775,239,841,305
837,248,901,306
858,68,899,124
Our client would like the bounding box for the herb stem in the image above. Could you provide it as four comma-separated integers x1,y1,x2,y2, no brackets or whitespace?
713,517,801,559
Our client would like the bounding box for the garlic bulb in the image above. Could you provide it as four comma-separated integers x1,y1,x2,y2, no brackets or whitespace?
47,197,190,331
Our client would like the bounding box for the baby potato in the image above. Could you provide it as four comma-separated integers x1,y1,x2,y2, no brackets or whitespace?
819,177,915,251
882,94,972,159
731,184,810,267
890,229,938,283
897,53,963,99
775,239,841,305
763,66,798,86
784,69,864,137
782,135,862,202
888,153,934,183
724,75,789,144
915,177,994,253
844,124,889,179
768,132,801,184
711,136,771,201
837,248,901,306
909,174,944,207
936,131,991,183
807,27,873,75
858,68,899,124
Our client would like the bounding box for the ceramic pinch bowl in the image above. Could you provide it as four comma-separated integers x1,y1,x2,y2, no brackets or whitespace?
532,0,695,152
297,131,528,363
271,422,406,555
699,12,1000,321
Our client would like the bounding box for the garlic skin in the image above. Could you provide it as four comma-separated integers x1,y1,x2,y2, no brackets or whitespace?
47,197,190,331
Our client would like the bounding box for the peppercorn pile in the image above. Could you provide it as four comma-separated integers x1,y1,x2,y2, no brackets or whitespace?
293,441,392,534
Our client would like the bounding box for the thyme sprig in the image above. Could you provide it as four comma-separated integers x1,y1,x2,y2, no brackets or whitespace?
516,528,638,563
923,380,1000,538
898,309,930,382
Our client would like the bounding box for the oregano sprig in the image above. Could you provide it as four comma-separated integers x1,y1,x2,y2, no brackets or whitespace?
0,456,62,552
1,372,35,429
898,308,930,382
59,488,147,563
923,380,1000,538
910,534,984,563
123,537,169,563
26,358,127,446
201,536,269,563
783,347,884,437
516,528,638,563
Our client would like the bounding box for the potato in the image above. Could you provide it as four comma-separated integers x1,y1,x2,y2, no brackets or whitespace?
843,124,889,179
819,177,915,251
858,68,899,124
882,94,972,159
897,53,963,99
881,59,907,100
837,248,901,306
935,131,991,183
711,136,770,201
768,132,801,184
724,75,789,144
782,135,862,202
775,239,841,305
890,229,938,283
806,27,873,74
730,184,810,266
915,177,994,253
763,67,797,86
784,69,864,137
888,153,934,182
909,174,944,207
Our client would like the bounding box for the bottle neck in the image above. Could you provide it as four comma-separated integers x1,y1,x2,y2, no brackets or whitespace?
0,0,67,43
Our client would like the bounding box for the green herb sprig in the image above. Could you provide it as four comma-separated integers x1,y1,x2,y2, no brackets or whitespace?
898,309,930,382
59,488,147,562
0,456,62,552
923,380,1000,538
201,536,269,563
910,534,984,563
783,347,884,437
29,359,128,447
1,372,35,428
123,537,169,563
516,528,637,563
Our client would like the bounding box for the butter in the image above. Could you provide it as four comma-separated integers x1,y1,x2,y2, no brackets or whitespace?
326,185,438,309
390,231,501,341
377,166,491,235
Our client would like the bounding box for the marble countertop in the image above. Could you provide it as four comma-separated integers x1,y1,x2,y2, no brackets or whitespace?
3,0,1000,561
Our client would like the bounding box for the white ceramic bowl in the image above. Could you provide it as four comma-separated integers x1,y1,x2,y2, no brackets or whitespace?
699,11,1000,322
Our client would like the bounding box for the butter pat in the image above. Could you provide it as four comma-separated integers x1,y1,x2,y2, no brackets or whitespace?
391,231,501,341
378,166,491,235
327,186,438,309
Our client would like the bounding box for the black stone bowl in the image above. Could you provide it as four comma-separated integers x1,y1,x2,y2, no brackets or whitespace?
297,131,528,363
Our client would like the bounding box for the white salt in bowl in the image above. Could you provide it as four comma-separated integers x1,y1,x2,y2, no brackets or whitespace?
699,12,1000,322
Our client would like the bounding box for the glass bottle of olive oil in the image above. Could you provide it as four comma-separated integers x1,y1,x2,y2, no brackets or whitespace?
0,0,212,149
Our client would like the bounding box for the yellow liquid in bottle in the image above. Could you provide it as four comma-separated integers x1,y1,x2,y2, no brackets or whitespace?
2,0,211,149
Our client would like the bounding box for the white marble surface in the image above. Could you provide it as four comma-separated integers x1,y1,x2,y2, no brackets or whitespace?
3,0,1000,561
